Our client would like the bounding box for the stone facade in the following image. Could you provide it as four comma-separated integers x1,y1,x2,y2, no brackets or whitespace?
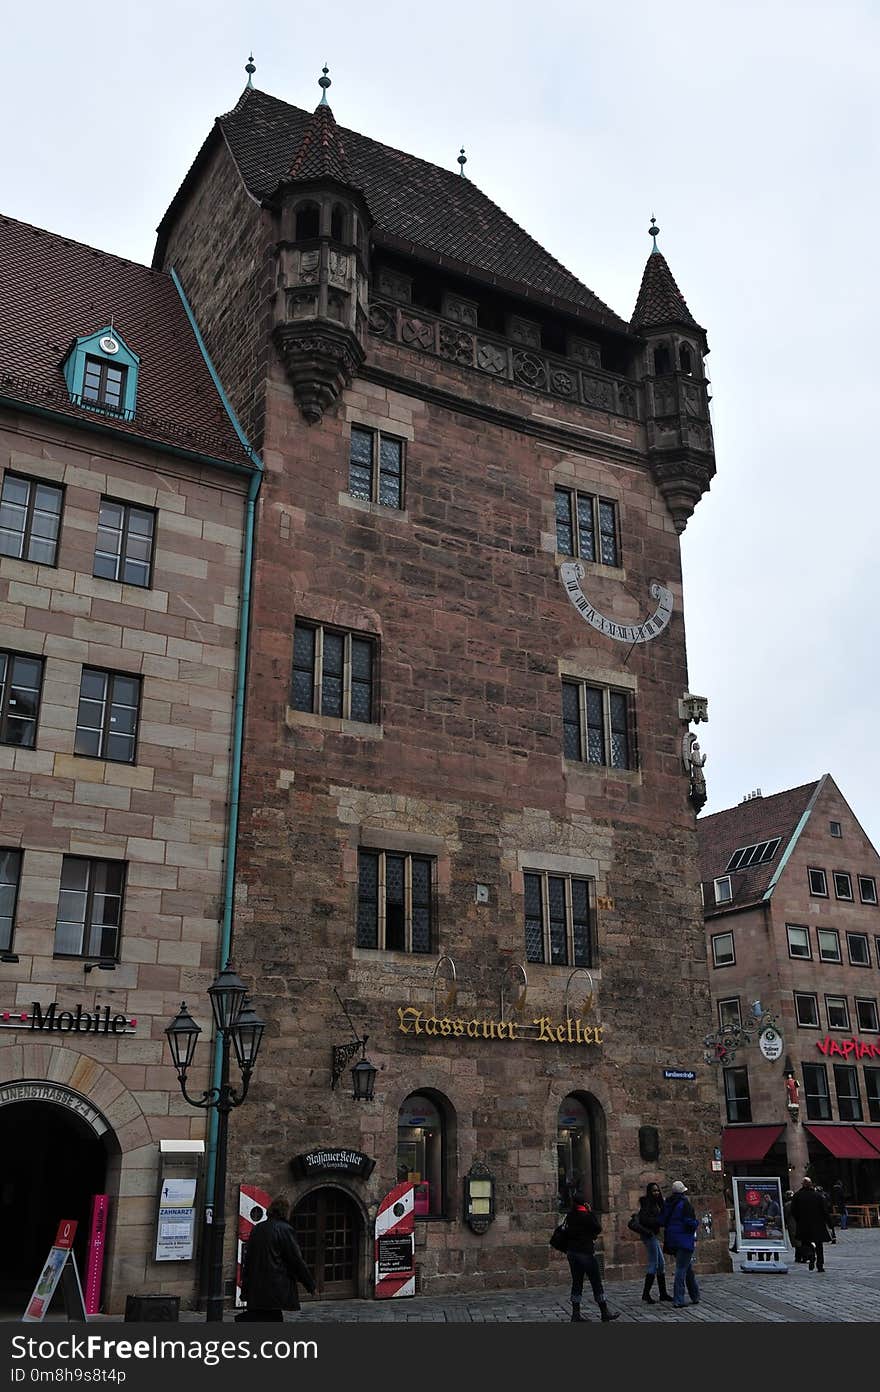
0,408,248,1310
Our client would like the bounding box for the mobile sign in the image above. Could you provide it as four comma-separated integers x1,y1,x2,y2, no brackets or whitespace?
22,1220,88,1322
731,1176,788,1272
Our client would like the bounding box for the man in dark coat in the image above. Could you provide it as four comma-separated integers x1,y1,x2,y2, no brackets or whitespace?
790,1177,831,1272
238,1196,315,1321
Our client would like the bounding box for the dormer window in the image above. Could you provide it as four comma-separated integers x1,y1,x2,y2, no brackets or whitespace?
83,355,127,413
62,328,139,420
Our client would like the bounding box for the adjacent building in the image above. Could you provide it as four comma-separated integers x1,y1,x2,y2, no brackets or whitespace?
154,70,728,1298
0,214,258,1311
698,776,880,1206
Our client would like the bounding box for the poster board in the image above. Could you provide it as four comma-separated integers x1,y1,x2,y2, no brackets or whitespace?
22,1220,88,1322
155,1177,198,1261
374,1181,415,1299
731,1176,789,1272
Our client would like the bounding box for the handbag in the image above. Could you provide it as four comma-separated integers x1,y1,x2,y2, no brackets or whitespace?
549,1219,569,1252
627,1213,643,1235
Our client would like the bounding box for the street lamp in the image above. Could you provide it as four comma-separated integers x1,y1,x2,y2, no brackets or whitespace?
165,963,265,1323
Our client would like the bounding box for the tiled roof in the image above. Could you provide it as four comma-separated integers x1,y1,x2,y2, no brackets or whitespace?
286,103,357,188
697,779,823,912
203,88,629,331
631,249,701,331
0,214,251,468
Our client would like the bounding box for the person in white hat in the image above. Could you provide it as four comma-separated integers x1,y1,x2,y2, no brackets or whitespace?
659,1181,700,1307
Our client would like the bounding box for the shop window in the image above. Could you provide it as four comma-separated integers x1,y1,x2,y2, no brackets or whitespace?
825,995,850,1031
817,929,841,963
94,498,156,588
833,1065,863,1122
0,651,44,748
794,993,819,1028
711,931,735,967
348,426,404,508
718,997,741,1028
802,1063,832,1121
808,867,828,897
855,998,879,1033
0,848,22,953
557,1093,607,1211
865,1067,880,1122
786,924,811,960
833,871,853,901
523,869,593,967
554,487,620,567
723,1066,752,1122
397,1092,450,1217
847,932,871,967
561,679,636,770
0,473,64,566
292,621,376,723
356,849,432,953
858,875,877,905
53,856,125,959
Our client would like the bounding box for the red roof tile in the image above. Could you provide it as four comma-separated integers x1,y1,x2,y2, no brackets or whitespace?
286,103,358,189
0,213,251,468
184,88,629,331
697,780,823,912
631,249,701,331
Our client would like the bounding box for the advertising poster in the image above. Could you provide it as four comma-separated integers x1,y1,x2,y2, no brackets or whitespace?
374,1181,415,1299
155,1177,198,1261
22,1220,87,1322
732,1176,787,1248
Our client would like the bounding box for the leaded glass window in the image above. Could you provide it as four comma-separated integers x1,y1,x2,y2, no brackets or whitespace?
554,487,619,567
291,622,376,724
561,680,636,770
348,426,404,508
523,870,593,967
356,849,433,953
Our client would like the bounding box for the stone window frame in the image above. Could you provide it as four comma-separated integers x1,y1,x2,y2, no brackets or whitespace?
794,992,820,1029
561,677,638,772
348,423,405,510
514,850,601,974
291,619,377,726
522,867,595,970
553,484,621,569
717,996,741,1029
354,844,436,956
53,854,127,961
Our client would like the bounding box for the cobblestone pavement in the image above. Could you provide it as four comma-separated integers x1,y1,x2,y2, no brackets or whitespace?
285,1227,880,1323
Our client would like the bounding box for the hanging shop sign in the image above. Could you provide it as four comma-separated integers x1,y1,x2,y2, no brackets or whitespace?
816,1036,880,1059
559,561,674,644
758,1026,784,1062
396,1006,604,1046
374,1182,415,1300
0,1002,136,1034
290,1149,375,1180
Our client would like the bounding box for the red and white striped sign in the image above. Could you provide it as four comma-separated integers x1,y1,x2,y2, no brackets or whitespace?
374,1181,415,1299
235,1182,272,1308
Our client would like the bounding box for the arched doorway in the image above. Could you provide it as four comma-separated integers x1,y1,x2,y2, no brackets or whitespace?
556,1092,608,1211
292,1187,361,1299
0,1100,111,1309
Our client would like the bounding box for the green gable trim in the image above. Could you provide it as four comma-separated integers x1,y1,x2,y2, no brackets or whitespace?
62,326,140,418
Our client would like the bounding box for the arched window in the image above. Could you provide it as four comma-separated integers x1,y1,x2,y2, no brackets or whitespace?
653,343,671,375
295,202,320,242
678,342,694,375
397,1091,453,1217
556,1092,608,1212
330,204,347,242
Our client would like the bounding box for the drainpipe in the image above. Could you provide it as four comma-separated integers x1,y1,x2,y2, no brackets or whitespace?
169,269,263,1294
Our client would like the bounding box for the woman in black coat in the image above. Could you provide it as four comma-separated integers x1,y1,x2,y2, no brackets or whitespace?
565,1192,620,1322
238,1196,315,1321
636,1183,674,1303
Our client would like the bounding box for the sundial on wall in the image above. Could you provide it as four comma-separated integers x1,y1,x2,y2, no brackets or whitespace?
559,561,674,644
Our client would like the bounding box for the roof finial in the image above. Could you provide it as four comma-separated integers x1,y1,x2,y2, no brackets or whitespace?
245,54,256,88
458,146,467,178
319,64,331,105
649,214,660,254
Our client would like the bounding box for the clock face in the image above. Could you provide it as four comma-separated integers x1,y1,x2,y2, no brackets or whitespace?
99,335,119,355
559,562,673,644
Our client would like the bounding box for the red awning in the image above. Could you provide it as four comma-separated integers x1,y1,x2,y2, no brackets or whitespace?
722,1125,785,1161
856,1127,880,1156
805,1125,880,1159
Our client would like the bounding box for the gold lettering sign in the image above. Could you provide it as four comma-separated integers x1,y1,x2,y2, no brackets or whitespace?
397,1007,604,1046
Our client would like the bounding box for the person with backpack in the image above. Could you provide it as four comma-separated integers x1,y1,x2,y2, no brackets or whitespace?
634,1182,674,1303
565,1190,620,1322
659,1180,700,1308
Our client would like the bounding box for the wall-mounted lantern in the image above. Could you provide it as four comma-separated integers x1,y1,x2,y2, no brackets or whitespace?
331,987,377,1100
463,1160,495,1234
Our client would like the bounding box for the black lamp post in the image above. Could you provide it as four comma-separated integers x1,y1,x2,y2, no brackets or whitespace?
165,963,264,1323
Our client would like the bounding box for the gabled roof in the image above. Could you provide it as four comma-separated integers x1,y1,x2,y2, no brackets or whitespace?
697,779,823,913
631,249,701,332
157,87,629,333
286,102,358,189
0,213,252,468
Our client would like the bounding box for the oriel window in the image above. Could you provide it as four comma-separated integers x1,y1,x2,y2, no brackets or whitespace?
523,870,593,968
94,499,156,587
554,487,619,567
75,669,141,763
348,426,404,508
292,622,375,723
356,849,433,953
0,473,63,566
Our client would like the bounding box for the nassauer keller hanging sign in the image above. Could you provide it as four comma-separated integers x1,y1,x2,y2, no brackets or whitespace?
397,1007,604,1046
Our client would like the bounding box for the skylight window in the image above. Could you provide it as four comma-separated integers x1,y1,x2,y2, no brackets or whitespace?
725,837,781,872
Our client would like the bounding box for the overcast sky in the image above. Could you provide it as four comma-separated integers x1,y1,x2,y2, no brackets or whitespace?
3,2,879,847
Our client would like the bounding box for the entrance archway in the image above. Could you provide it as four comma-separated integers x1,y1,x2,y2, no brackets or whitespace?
292,1187,362,1299
0,1099,115,1308
556,1091,608,1212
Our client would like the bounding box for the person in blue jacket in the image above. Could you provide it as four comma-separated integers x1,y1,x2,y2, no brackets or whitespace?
660,1180,700,1308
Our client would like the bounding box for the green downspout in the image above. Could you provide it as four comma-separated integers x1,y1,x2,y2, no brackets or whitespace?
170,269,263,1236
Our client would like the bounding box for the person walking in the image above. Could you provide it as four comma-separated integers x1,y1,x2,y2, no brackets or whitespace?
660,1180,700,1308
815,1184,836,1244
635,1182,674,1303
237,1195,315,1321
790,1177,831,1272
565,1190,620,1322
783,1189,805,1262
831,1179,848,1232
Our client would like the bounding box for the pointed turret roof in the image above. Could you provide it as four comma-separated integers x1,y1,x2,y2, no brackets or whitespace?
286,102,356,187
631,249,701,332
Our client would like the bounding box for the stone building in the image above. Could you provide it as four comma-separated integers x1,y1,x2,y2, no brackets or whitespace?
154,68,728,1299
698,776,880,1209
0,214,258,1312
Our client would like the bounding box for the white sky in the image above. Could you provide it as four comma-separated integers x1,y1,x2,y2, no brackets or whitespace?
3,1,879,847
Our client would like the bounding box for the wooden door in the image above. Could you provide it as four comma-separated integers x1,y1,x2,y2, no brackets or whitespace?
293,1188,359,1299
